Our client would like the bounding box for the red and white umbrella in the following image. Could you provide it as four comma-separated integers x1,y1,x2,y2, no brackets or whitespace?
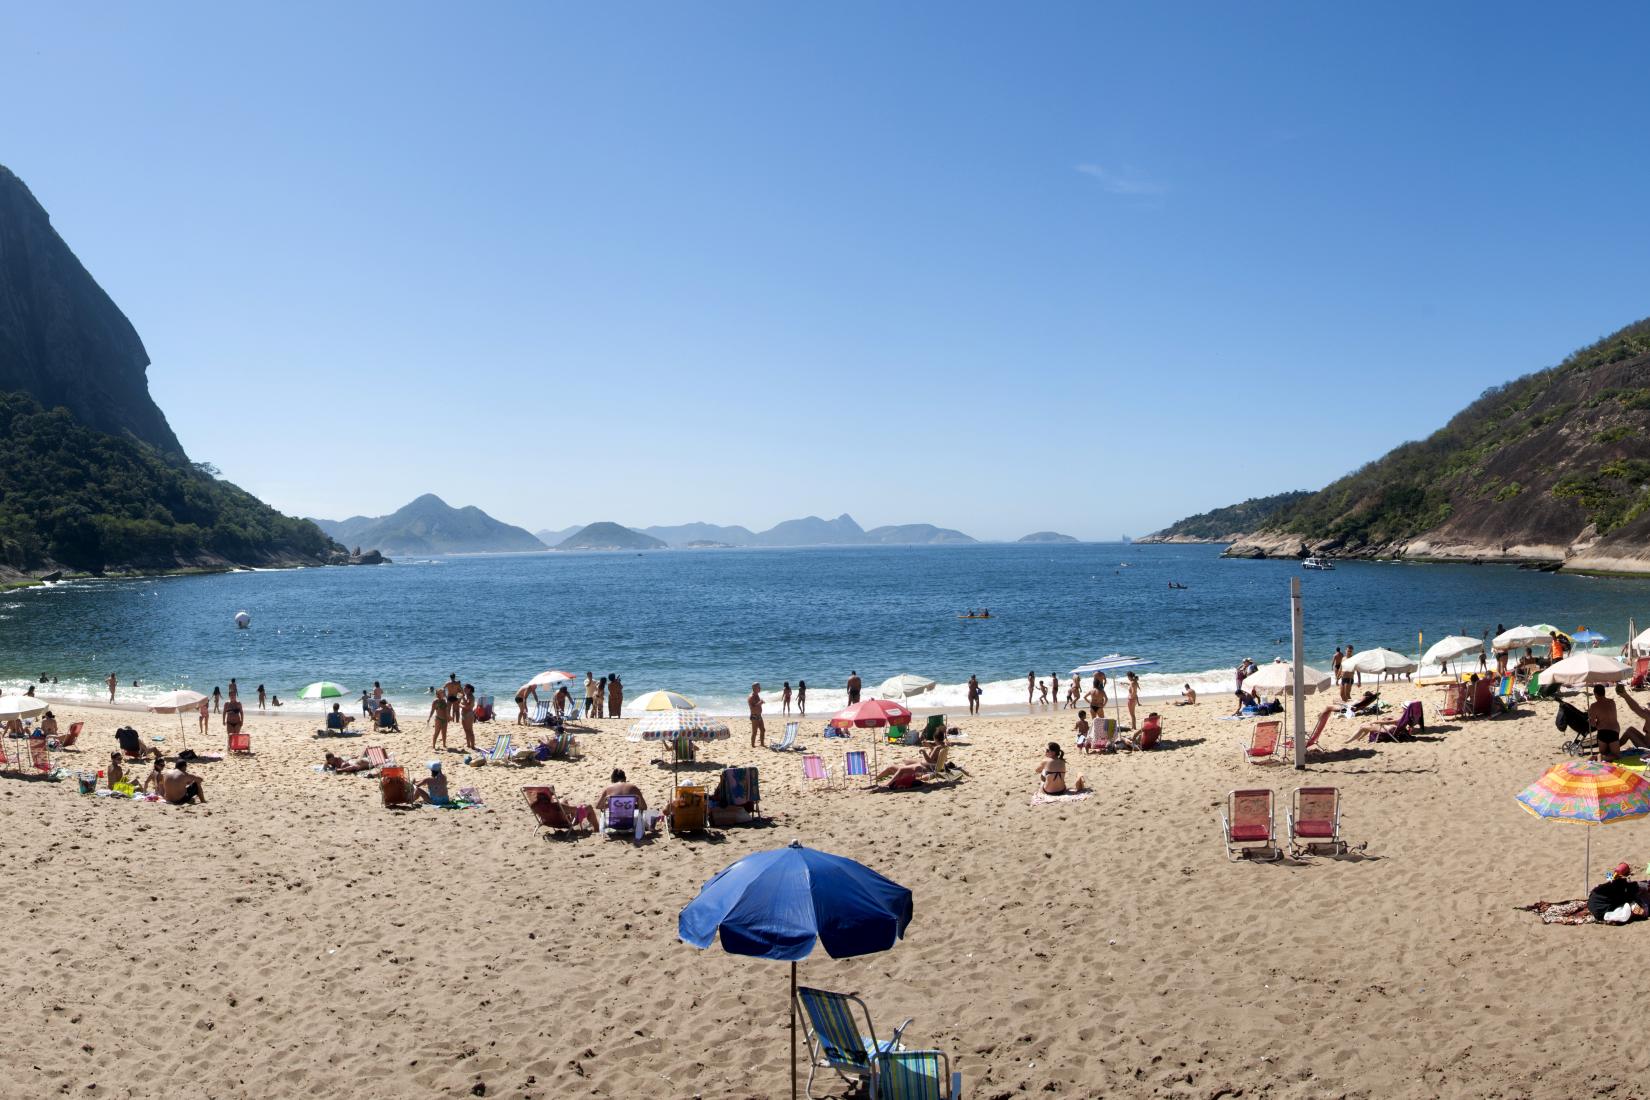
828,699,913,729
521,669,577,693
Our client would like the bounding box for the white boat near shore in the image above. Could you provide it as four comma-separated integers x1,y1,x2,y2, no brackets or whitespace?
1303,556,1335,570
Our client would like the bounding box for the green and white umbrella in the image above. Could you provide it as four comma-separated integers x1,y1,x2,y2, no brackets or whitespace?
299,681,348,719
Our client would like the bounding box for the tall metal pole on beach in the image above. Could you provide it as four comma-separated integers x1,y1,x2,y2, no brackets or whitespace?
1291,577,1306,769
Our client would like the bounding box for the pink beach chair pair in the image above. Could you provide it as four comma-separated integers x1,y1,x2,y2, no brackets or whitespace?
1222,787,1347,860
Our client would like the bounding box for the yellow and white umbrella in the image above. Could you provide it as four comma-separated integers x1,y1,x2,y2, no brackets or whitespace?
631,689,695,712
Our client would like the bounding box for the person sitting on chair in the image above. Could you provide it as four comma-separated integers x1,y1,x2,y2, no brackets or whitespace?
376,699,399,731
1036,742,1086,795
325,703,355,733
115,726,152,759
595,769,647,815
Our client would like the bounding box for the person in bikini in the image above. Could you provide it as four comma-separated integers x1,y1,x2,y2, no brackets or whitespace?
748,683,766,748
428,695,449,750
1603,686,1650,760
1036,742,1086,795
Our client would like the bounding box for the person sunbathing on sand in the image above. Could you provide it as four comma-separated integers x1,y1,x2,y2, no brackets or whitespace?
874,741,948,787
1588,862,1648,923
160,759,206,805
1037,742,1085,794
416,761,450,805
1350,690,1381,716
324,751,373,774
1173,684,1196,707
1598,686,1650,761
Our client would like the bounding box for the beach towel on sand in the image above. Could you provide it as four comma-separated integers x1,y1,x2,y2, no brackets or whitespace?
1030,789,1093,806
1517,899,1593,925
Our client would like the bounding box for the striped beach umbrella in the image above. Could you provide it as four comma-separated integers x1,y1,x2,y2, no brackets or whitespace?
627,709,730,742
1516,760,1650,895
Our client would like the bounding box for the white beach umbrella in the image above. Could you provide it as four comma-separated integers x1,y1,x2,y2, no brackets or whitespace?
1544,653,1631,687
877,674,937,699
1244,661,1331,695
148,688,208,746
631,689,695,712
1344,648,1417,676
1633,626,1650,654
1421,636,1482,668
1493,626,1551,652
0,696,49,720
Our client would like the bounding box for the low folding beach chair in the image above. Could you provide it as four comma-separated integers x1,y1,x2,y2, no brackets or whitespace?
1440,682,1466,718
802,753,830,788
603,794,638,835
228,731,252,754
379,765,417,808
529,702,550,727
482,732,513,766
769,721,799,752
52,721,84,750
873,1049,960,1100
1364,700,1423,743
474,694,494,721
1288,786,1347,857
1281,708,1333,758
844,750,869,786
1633,658,1650,691
26,738,49,774
921,714,947,741
1222,788,1279,861
1243,720,1282,764
522,786,587,837
795,986,911,1100
667,785,709,835
362,745,390,772
712,767,760,818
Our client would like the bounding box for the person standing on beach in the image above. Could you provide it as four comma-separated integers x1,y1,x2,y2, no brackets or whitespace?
257,684,267,711
1051,672,1060,710
461,685,477,750
593,677,607,719
967,675,981,715
1037,680,1049,706
1331,646,1343,685
1125,671,1141,730
428,695,449,750
1086,682,1104,719
106,673,117,704
1027,671,1036,710
797,679,807,716
748,682,766,747
223,695,244,744
212,686,222,714
608,674,622,717
781,682,792,715
583,672,596,718
846,671,861,705
197,697,210,736
228,678,238,702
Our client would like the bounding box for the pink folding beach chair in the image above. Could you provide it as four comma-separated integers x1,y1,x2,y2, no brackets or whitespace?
26,738,49,774
802,753,830,789
1288,787,1346,857
1282,708,1333,758
1365,700,1423,743
1440,682,1466,718
1243,721,1282,764
1222,788,1279,861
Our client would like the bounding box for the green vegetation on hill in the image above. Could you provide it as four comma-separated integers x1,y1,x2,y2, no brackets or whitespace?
1257,318,1650,545
0,392,333,572
1149,492,1311,540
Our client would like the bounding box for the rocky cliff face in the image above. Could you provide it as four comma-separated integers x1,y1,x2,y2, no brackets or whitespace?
0,165,184,456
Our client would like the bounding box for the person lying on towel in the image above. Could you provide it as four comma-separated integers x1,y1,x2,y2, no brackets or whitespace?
1589,863,1647,924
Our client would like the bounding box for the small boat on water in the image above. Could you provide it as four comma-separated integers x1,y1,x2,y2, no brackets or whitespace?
1302,556,1335,571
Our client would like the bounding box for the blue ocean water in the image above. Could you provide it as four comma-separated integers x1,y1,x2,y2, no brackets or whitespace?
7,543,1650,714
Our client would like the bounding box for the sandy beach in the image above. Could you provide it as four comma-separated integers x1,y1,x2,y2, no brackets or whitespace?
2,689,1639,1098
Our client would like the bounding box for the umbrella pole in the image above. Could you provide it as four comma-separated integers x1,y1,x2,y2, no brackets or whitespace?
790,960,798,1100
1586,827,1592,899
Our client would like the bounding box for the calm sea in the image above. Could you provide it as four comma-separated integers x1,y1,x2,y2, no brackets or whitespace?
8,544,1650,714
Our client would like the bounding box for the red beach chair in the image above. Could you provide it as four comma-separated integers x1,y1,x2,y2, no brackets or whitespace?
379,765,416,808
522,786,586,837
1243,721,1282,764
53,722,84,750
1222,789,1280,861
1632,658,1650,691
1440,682,1466,717
228,731,252,754
1288,787,1346,857
1282,708,1333,758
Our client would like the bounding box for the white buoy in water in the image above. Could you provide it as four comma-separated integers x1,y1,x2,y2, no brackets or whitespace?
234,610,251,629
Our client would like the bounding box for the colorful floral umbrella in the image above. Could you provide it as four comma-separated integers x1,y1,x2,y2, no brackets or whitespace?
1516,760,1650,895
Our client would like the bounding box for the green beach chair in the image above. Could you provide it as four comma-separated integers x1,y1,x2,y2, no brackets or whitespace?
796,986,911,1099
873,1049,960,1100
482,732,513,765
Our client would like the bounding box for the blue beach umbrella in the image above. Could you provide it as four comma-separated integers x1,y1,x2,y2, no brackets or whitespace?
1572,629,1608,649
679,841,914,1099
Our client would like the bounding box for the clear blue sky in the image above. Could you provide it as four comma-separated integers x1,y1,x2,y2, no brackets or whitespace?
3,2,1647,540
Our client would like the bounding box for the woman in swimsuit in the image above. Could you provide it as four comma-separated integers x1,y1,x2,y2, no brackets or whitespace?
429,696,449,750
1037,742,1086,795
1125,672,1141,730
461,684,477,750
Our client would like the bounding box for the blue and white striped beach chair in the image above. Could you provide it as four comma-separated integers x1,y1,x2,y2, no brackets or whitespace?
768,721,799,752
796,986,910,1100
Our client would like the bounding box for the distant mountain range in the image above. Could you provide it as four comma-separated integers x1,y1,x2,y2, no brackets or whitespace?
311,494,546,555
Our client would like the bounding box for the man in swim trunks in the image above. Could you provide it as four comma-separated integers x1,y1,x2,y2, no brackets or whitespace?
160,759,206,805
846,671,861,705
